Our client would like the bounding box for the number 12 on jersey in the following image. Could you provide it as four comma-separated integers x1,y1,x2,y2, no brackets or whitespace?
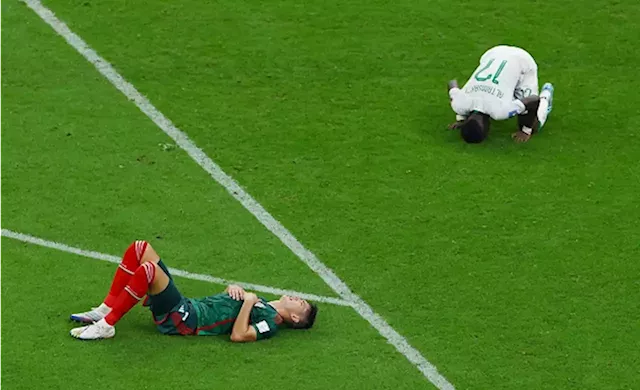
474,59,508,85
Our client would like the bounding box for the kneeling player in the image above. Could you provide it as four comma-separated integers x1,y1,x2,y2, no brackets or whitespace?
447,45,555,143
69,241,318,342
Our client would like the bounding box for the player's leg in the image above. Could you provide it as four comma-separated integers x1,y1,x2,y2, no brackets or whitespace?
537,82,554,130
103,251,169,326
515,49,553,131
69,245,170,340
70,240,150,323
70,240,175,322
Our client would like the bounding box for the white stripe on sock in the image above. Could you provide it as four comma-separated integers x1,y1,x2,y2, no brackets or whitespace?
124,286,143,301
118,263,135,275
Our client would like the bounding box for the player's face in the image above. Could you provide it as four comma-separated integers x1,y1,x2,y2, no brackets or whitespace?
279,295,311,321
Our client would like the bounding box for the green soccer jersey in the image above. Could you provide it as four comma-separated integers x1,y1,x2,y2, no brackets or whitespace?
189,293,279,340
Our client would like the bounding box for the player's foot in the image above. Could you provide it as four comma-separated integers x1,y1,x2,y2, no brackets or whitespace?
70,303,111,323
541,82,554,114
538,82,554,131
70,318,115,340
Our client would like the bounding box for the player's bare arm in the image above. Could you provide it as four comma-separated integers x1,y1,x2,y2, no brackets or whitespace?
512,95,541,143
521,95,540,111
230,293,259,342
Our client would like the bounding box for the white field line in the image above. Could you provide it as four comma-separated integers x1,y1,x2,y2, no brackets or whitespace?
22,1,455,388
1,229,351,307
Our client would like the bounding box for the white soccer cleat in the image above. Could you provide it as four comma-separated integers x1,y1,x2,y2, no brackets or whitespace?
70,319,115,340
537,82,554,131
540,82,554,114
70,303,111,323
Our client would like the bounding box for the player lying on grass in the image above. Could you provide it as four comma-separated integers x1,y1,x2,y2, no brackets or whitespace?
447,45,555,143
69,240,318,341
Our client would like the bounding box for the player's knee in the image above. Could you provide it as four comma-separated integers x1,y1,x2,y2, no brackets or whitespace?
124,240,149,262
127,240,158,263
142,261,158,284
139,242,161,264
126,240,149,261
148,262,171,295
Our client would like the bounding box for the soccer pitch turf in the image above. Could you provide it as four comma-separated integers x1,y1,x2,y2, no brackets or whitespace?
2,0,640,389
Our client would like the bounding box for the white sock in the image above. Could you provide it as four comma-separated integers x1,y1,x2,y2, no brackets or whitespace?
537,97,550,127
97,303,111,314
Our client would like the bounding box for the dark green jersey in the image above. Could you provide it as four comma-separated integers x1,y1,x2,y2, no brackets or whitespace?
189,293,279,340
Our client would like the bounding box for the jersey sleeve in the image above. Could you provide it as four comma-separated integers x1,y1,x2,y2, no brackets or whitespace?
252,318,278,340
449,88,470,117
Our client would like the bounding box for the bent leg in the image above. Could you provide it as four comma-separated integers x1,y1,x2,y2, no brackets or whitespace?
103,261,157,326
70,242,174,340
537,83,554,130
104,241,149,306
71,240,151,323
102,242,168,325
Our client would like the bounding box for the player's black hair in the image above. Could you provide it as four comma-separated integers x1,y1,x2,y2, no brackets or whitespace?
293,303,318,329
460,113,490,143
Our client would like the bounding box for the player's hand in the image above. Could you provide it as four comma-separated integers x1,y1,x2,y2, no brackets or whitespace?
243,292,259,305
447,79,458,92
227,284,245,301
512,130,531,143
448,121,464,130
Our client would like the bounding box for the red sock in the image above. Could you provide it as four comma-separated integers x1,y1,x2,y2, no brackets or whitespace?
104,262,156,326
104,241,148,307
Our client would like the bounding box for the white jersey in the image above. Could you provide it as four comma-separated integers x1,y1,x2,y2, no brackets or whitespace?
450,45,539,121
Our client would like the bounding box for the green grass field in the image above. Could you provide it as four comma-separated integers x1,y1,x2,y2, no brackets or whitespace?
3,0,640,389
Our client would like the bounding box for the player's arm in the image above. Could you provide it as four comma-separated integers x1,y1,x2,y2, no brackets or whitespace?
447,79,467,129
230,293,258,342
512,95,540,143
520,95,540,113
